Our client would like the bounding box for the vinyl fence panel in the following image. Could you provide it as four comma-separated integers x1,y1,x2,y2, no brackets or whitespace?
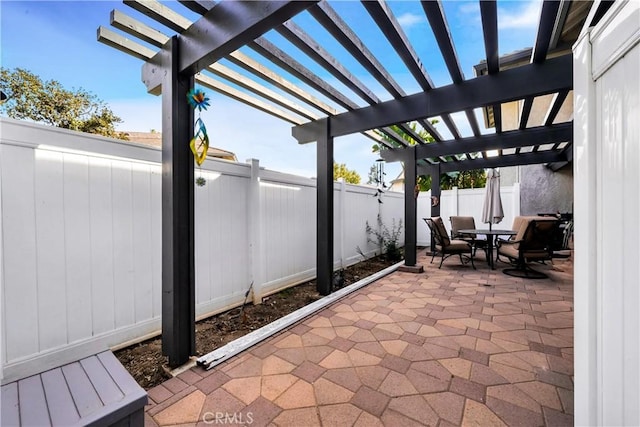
0,118,519,384
574,3,640,423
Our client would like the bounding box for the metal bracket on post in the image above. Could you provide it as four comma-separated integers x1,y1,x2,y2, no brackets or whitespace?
398,147,423,273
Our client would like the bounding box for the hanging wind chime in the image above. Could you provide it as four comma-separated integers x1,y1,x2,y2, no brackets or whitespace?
187,88,210,186
372,159,386,203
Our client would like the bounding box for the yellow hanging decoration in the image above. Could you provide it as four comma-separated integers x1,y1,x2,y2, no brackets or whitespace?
186,88,211,166
190,117,209,166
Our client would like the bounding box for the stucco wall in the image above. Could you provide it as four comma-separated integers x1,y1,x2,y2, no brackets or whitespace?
519,163,573,215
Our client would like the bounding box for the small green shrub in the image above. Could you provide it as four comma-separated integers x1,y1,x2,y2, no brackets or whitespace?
366,214,403,262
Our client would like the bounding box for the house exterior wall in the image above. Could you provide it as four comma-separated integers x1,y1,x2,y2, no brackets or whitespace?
574,1,640,425
499,80,574,216
519,163,573,215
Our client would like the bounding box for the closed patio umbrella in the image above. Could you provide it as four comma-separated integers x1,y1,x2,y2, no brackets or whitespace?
482,168,504,230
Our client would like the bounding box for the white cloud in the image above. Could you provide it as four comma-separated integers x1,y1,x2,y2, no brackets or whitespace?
458,2,479,15
397,12,425,29
498,0,542,30
456,2,481,27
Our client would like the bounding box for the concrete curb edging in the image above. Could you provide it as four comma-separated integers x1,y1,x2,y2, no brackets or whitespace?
196,260,405,370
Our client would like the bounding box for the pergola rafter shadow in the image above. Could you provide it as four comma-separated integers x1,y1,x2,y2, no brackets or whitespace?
97,0,591,367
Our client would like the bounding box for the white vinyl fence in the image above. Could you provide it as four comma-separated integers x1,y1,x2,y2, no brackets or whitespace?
0,118,518,383
0,119,405,383
574,2,640,424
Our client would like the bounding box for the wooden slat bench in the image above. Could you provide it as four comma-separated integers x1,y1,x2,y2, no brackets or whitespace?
1,351,147,426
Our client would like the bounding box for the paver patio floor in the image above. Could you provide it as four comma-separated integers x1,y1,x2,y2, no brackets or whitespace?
144,253,573,426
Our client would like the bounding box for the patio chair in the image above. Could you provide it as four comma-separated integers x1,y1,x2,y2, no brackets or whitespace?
495,215,528,264
424,217,475,269
450,216,488,258
496,219,559,278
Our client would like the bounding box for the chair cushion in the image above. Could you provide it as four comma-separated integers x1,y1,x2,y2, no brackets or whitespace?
498,244,519,260
511,216,527,236
500,218,557,262
450,216,476,238
510,216,558,248
448,239,472,251
512,216,529,243
500,246,552,262
432,217,450,246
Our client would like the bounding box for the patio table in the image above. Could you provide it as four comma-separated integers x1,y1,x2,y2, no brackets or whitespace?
458,229,517,269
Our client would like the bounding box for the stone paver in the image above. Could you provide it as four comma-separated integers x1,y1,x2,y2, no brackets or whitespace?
147,254,573,426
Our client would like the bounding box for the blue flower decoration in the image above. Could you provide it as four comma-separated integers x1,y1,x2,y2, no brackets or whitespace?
187,89,210,111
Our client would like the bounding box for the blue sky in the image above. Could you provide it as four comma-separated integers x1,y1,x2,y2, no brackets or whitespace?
1,0,542,181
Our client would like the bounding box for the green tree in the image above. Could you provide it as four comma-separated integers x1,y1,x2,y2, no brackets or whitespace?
334,162,361,184
374,120,486,190
440,170,486,189
0,68,127,139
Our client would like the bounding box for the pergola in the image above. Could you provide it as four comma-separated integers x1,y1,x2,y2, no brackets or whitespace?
98,0,601,367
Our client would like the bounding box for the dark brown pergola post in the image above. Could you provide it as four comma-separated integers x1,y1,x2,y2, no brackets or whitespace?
399,147,423,273
135,1,317,366
161,36,195,367
429,163,441,218
316,118,333,295
427,164,441,254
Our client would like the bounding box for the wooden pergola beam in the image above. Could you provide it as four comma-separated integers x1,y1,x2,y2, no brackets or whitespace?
177,0,215,16
381,123,573,162
110,11,320,120
480,0,499,75
360,0,447,141
277,20,380,105
97,26,305,124
141,1,317,94
309,1,404,98
308,1,440,146
518,0,563,151
421,150,569,174
544,90,570,126
532,1,563,63
110,7,384,143
248,39,407,147
421,0,481,137
293,54,573,143
276,19,426,146
107,6,395,147
479,0,502,135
